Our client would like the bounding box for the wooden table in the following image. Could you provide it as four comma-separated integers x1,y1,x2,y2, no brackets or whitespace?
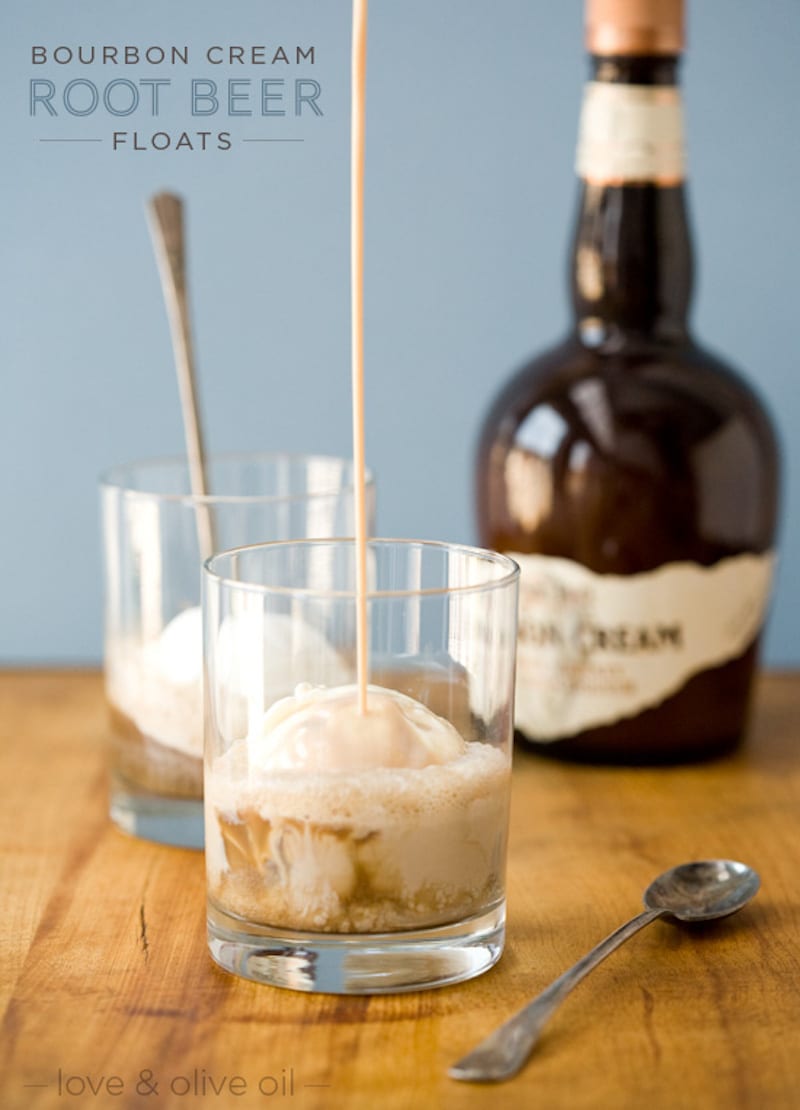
2,671,799,1110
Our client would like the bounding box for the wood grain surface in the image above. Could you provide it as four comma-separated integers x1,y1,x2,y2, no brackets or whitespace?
2,670,799,1110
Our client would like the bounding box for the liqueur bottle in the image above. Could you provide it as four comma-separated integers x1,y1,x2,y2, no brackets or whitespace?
476,0,779,762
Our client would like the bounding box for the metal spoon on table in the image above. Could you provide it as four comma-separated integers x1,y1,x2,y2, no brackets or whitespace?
449,859,760,1084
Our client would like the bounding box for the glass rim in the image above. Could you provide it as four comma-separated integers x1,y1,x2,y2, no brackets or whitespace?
99,450,373,507
203,537,520,600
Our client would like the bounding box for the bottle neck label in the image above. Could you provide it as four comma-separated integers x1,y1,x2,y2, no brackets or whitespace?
576,81,685,185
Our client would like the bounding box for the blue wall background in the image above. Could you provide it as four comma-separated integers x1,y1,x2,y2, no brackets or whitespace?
1,0,798,664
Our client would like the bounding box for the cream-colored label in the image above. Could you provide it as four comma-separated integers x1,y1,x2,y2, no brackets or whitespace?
576,82,684,184
511,552,775,742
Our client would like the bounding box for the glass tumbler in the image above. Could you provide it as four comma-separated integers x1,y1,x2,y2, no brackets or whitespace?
100,453,373,849
203,538,519,993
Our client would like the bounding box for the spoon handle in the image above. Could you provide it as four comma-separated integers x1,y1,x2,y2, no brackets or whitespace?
449,906,665,1083
147,191,216,562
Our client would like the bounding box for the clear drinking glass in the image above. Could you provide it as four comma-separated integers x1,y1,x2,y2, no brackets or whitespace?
100,453,373,849
203,538,519,994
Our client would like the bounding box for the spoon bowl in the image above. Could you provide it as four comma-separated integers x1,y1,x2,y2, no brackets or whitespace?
645,859,760,922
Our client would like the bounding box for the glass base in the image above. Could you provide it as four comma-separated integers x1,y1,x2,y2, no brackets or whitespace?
110,779,204,849
207,899,505,994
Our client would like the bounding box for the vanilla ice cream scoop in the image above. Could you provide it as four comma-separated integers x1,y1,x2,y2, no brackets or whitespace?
148,606,204,685
143,605,350,697
250,684,466,774
216,611,351,699
110,608,351,759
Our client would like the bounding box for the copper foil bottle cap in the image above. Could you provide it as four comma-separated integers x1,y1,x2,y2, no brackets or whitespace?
586,0,685,55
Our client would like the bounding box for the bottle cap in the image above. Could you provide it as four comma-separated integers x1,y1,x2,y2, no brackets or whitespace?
586,0,684,56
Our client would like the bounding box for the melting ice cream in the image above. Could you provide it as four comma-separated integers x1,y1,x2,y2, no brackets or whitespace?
105,608,351,795
206,683,510,933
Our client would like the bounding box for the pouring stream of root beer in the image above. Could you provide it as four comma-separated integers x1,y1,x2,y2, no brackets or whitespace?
351,0,369,716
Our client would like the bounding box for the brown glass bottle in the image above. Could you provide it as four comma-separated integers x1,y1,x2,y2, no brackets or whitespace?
475,5,779,763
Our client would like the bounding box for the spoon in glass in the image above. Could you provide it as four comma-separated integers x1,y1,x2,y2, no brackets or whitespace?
449,859,760,1083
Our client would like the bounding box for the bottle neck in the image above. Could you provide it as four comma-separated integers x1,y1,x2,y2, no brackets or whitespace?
570,55,693,348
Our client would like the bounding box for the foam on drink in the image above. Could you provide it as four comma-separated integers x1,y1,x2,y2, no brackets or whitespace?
206,685,510,933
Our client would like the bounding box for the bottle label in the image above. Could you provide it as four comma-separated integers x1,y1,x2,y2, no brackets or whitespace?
576,82,685,185
510,552,775,742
